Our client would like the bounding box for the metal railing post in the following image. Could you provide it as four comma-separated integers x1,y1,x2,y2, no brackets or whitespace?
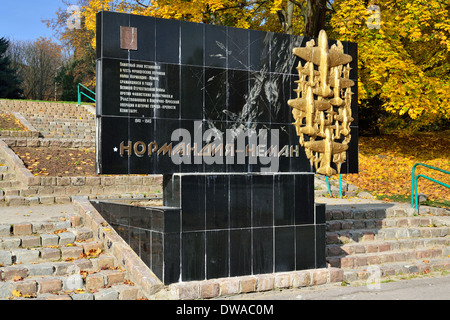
411,163,450,212
77,83,96,105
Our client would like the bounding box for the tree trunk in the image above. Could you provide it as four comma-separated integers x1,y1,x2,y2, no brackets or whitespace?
277,1,294,34
304,0,327,38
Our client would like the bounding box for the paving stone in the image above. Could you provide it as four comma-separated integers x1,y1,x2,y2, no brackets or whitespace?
102,270,125,286
12,249,40,264
0,283,12,299
71,293,94,300
94,288,119,300
200,281,220,299
40,248,61,261
13,223,32,236
60,246,83,260
26,263,54,277
26,197,40,206
0,225,11,236
40,234,59,247
14,280,37,297
38,196,55,205
32,222,54,233
58,232,76,246
86,273,105,291
53,262,72,276
21,236,41,248
72,227,93,241
37,294,71,300
73,258,93,271
63,274,84,291
55,221,71,231
37,278,62,294
115,285,139,300
94,256,115,270
0,251,12,266
3,266,28,281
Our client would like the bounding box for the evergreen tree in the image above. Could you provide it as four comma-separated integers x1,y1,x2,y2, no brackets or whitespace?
55,60,78,102
0,37,22,99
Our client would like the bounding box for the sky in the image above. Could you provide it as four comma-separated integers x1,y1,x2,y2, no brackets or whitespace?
0,0,70,43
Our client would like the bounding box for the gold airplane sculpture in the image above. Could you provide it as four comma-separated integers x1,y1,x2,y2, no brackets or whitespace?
288,30,355,176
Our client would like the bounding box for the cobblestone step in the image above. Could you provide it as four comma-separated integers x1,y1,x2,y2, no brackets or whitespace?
0,181,22,189
0,214,141,300
342,257,450,283
327,237,450,257
0,217,80,237
326,216,442,231
0,194,156,207
327,245,450,269
0,100,95,140
326,226,450,245
1,173,17,181
0,256,139,300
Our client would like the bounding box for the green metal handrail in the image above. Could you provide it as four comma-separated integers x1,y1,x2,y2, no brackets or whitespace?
411,163,450,211
325,174,343,198
77,83,96,105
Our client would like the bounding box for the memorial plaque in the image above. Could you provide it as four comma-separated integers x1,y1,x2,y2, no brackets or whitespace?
95,11,358,285
96,11,359,175
120,26,137,50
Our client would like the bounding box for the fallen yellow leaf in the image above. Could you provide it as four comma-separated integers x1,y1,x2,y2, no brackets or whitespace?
11,290,21,298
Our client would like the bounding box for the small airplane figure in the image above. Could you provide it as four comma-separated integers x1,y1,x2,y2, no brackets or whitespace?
288,30,355,176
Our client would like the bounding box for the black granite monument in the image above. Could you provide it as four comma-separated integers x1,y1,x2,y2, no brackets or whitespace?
94,11,358,284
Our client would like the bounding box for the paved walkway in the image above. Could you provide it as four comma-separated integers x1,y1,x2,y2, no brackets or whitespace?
220,273,450,300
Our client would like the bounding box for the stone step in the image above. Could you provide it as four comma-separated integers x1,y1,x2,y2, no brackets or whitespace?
0,219,78,238
326,226,450,244
326,216,442,233
0,256,140,300
0,181,22,189
1,173,17,181
325,205,414,219
342,257,450,283
0,193,154,207
326,237,450,257
0,242,102,266
327,246,449,269
326,204,449,219
0,225,92,242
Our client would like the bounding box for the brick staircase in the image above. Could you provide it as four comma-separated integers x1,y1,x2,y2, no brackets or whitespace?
0,157,27,206
0,100,95,140
325,203,450,282
0,213,142,300
2,200,448,300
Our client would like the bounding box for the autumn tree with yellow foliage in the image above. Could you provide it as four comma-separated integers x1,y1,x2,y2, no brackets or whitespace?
49,0,450,132
330,0,450,132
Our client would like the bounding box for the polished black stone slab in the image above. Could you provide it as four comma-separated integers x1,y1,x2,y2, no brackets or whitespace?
90,201,181,284
95,11,350,285
96,11,359,175
91,171,326,284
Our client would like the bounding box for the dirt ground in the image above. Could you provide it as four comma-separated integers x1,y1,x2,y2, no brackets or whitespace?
11,146,96,176
0,113,28,131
